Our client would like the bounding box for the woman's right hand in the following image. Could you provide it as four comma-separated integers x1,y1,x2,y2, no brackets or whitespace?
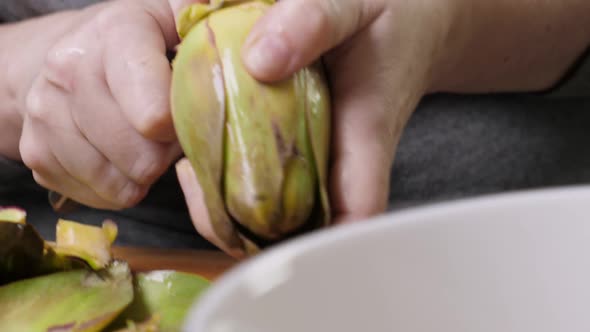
10,0,189,210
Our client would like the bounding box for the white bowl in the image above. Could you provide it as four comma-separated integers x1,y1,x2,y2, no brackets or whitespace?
184,186,590,332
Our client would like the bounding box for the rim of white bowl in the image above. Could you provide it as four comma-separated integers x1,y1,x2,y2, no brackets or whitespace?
183,184,590,330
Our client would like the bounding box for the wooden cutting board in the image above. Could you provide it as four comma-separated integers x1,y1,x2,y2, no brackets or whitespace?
112,246,238,281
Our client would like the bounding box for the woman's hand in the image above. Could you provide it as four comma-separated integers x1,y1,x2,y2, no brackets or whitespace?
8,0,194,210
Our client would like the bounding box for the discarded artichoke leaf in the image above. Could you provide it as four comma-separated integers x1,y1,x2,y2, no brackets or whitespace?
0,207,27,224
1,215,117,285
0,261,134,332
210,3,306,239
49,219,117,270
107,270,210,332
300,64,332,229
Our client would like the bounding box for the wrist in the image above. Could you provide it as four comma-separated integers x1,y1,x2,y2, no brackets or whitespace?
427,0,590,94
389,0,465,95
424,0,475,94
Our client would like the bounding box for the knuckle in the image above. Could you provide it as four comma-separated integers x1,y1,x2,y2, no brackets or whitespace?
24,88,51,121
128,152,169,185
20,150,42,172
101,177,142,209
94,4,131,33
19,139,45,173
134,101,172,138
115,181,145,209
85,162,139,208
86,161,115,190
43,47,81,91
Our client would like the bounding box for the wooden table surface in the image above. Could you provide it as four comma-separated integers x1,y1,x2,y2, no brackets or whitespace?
112,246,238,281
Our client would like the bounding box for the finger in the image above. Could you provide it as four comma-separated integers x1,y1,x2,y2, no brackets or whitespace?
73,78,180,187
329,94,399,225
176,158,246,259
19,115,119,210
242,0,385,81
67,35,180,188
25,75,146,208
33,171,120,211
100,6,176,142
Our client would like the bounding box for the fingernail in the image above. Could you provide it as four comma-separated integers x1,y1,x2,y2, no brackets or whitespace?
244,35,291,78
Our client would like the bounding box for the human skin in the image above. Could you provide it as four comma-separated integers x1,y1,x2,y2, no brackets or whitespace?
176,0,590,257
0,0,195,209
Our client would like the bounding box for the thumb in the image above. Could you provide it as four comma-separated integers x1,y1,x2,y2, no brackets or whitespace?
242,0,385,82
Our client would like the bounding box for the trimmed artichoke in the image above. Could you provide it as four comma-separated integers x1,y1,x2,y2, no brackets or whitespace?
0,208,117,285
171,0,332,254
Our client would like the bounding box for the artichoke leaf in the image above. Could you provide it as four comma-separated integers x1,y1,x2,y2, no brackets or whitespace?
172,11,245,253
48,219,117,270
176,0,277,39
209,2,290,239
107,270,210,332
0,207,26,224
0,220,94,286
0,261,133,332
301,65,332,227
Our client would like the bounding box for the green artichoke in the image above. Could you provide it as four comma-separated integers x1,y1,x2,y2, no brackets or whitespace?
171,0,332,255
